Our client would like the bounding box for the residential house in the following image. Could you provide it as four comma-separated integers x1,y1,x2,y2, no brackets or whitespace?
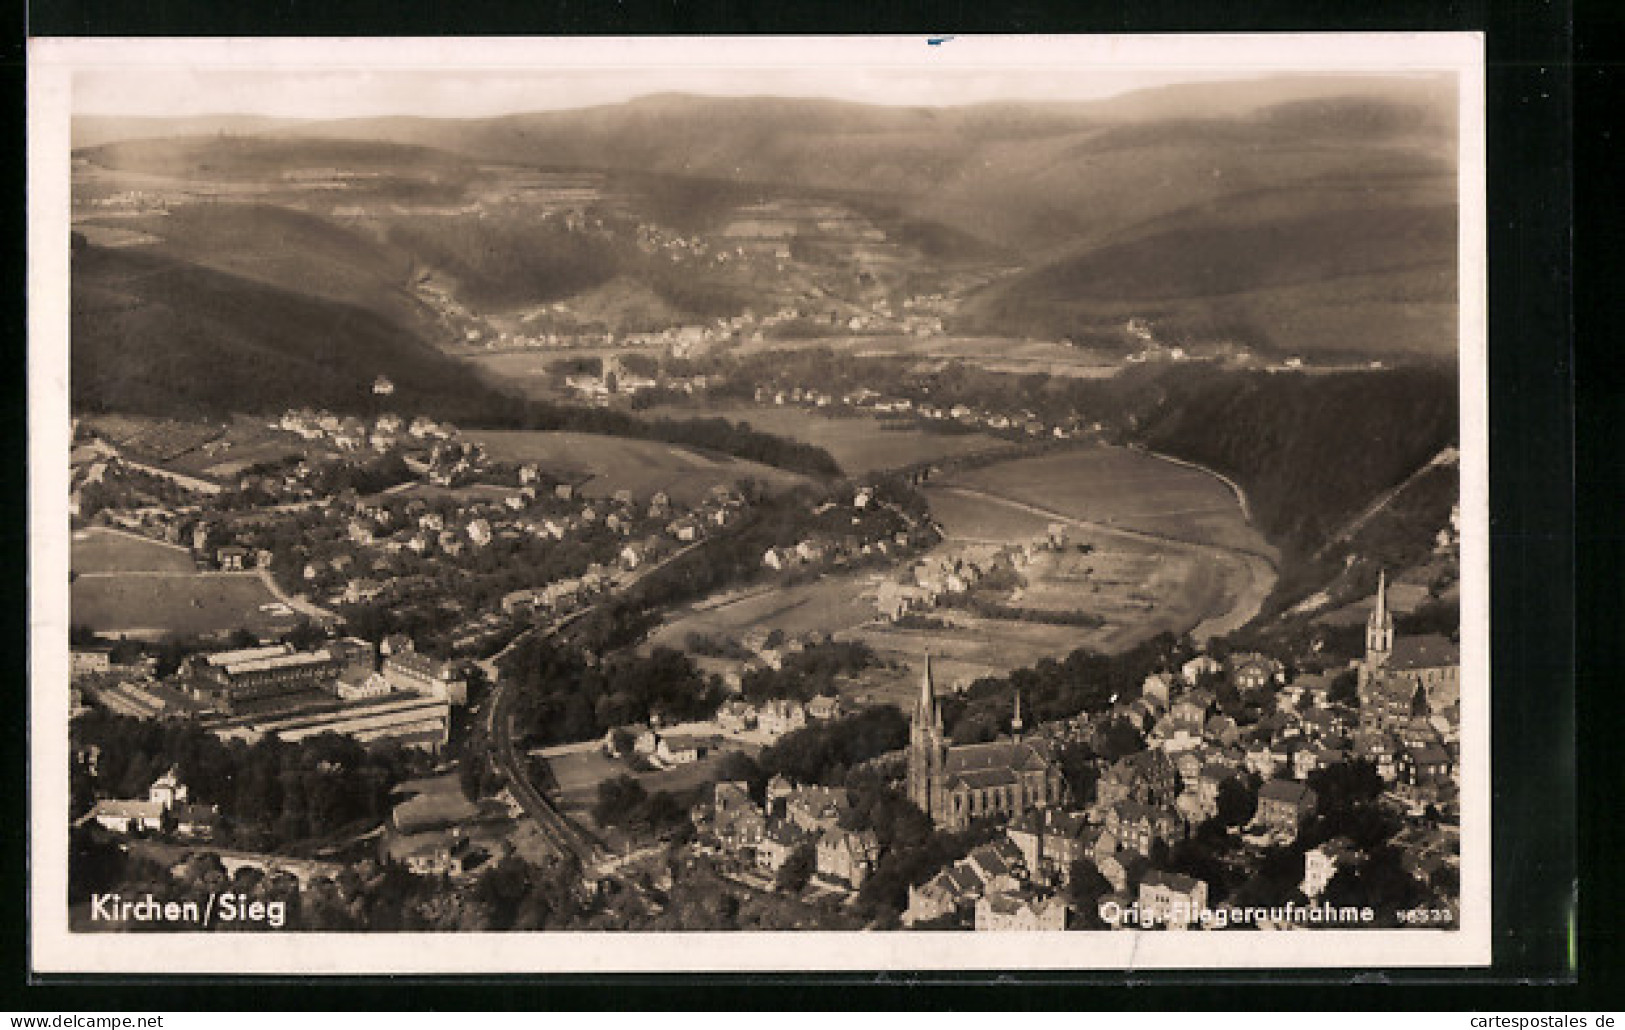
716,700,757,733
657,735,706,766
1352,733,1401,782
85,798,166,834
1005,807,1091,887
765,774,796,818
1106,801,1183,858
975,890,1069,931
757,699,806,737
1140,672,1174,709
963,839,1031,896
1167,698,1207,737
786,785,849,834
400,833,487,879
905,862,985,927
70,648,112,677
1256,779,1318,835
1227,652,1282,694
815,828,881,887
1181,654,1222,684
755,820,813,875
1302,838,1360,899
1244,743,1281,779
1093,849,1131,894
1097,751,1181,810
805,695,842,721
712,781,767,851
1398,744,1455,802
171,803,220,838
1136,870,1210,929
1193,763,1239,821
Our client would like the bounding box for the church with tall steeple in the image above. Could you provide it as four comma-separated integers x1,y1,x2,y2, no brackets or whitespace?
1356,569,1462,733
906,654,1064,830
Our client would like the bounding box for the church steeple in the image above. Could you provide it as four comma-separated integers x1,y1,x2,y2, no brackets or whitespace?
1012,689,1024,741
916,651,942,732
908,652,945,818
1366,568,1394,668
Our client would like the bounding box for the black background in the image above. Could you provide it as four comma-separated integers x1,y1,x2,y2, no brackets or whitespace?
4,0,1599,1009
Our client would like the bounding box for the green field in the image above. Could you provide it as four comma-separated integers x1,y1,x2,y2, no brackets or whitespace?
71,570,301,640
543,740,750,813
460,429,809,505
647,574,886,653
922,486,1055,541
639,403,1017,477
161,416,337,481
71,528,196,574
936,444,1275,557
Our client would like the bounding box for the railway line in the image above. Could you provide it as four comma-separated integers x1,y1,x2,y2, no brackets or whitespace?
481,539,707,867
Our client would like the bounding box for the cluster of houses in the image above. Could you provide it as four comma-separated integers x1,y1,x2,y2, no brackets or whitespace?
875,528,1080,622
81,767,219,839
603,725,714,769
277,409,454,453
271,469,744,650
892,573,1463,930
713,694,843,736
760,485,932,579
697,778,882,891
905,837,1070,930
749,382,1095,442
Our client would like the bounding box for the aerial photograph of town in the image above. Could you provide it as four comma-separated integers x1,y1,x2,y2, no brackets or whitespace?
55,48,1471,944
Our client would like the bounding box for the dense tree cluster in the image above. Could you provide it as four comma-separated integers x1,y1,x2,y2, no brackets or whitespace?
736,640,877,704
70,711,432,853
753,706,910,787
498,640,724,749
939,632,1184,744
591,774,691,835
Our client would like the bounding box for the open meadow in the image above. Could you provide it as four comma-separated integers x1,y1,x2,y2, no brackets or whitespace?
936,444,1275,557
460,429,810,505
646,573,887,653
638,403,1017,477
163,416,338,482
71,527,196,574
541,736,757,847
71,570,301,640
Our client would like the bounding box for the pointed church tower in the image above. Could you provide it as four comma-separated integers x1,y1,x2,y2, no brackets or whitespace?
1011,689,1025,742
1366,569,1395,670
907,652,945,818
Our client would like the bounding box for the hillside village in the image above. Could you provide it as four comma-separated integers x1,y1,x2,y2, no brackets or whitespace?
72,425,1462,931
64,80,1467,935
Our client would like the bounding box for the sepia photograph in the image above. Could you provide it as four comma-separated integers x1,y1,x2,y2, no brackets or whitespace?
28,33,1488,973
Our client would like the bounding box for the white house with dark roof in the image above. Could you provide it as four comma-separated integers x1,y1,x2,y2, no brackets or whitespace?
1136,870,1210,929
974,889,1069,931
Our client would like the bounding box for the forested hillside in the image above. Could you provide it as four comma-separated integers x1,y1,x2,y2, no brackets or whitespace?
1130,365,1458,559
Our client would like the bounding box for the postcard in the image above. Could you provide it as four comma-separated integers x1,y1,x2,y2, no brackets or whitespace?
28,32,1488,973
